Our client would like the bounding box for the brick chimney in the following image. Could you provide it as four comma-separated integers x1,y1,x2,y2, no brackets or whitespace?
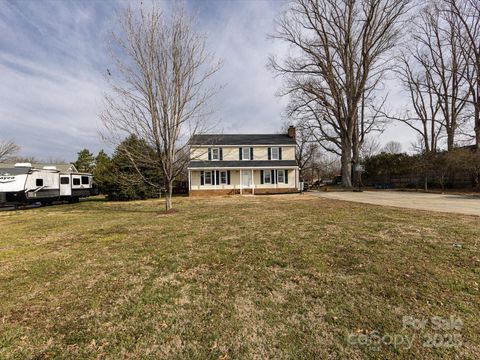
287,125,296,140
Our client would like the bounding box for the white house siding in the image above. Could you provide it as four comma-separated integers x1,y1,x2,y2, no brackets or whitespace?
189,169,298,194
253,169,296,189
190,170,240,190
190,146,296,161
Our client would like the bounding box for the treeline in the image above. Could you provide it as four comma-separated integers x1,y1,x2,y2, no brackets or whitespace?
0,140,21,162
74,136,179,201
363,147,480,191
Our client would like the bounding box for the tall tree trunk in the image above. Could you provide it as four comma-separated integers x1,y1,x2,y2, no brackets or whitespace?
351,130,362,187
476,88,480,149
341,139,353,188
476,56,480,149
165,179,173,211
447,129,455,152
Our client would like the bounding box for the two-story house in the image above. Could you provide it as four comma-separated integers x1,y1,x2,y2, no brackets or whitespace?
188,126,299,195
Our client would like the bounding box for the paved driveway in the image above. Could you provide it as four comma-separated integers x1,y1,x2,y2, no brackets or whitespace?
309,190,480,216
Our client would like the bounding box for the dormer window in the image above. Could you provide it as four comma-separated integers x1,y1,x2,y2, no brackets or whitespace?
211,148,220,160
271,147,280,160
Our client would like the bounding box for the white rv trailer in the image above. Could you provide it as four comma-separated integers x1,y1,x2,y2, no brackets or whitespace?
0,163,97,207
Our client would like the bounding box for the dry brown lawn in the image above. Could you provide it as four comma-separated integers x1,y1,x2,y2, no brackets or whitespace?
0,195,478,359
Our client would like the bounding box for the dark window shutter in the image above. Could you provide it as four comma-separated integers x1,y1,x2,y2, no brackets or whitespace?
239,147,242,160
285,169,288,184
268,147,271,160
250,147,253,160
216,170,220,185
279,147,282,160
271,170,275,184
220,148,223,160
208,148,212,160
227,170,231,185
200,171,204,185
260,170,264,184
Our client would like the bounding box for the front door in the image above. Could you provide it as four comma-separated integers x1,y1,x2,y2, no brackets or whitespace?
241,171,251,188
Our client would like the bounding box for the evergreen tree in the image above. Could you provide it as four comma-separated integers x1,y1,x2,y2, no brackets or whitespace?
74,149,95,173
98,136,163,200
93,150,113,195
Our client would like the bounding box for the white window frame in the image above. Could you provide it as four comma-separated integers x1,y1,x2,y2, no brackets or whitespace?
242,147,251,160
263,170,271,184
277,169,285,183
220,171,227,185
271,147,280,160
204,171,212,185
211,148,220,161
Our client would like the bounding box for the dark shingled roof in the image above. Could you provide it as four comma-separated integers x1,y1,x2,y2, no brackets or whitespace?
189,134,296,146
189,160,298,168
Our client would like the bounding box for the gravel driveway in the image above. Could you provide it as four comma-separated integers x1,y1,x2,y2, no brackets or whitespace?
310,190,480,216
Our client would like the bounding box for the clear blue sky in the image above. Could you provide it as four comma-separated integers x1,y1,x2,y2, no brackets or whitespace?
0,0,411,161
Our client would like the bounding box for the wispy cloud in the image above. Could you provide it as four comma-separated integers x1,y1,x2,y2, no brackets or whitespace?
0,0,415,161
0,0,115,160
191,0,291,133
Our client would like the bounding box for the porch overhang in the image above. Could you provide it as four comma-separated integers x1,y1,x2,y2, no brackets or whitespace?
188,166,298,170
188,160,298,170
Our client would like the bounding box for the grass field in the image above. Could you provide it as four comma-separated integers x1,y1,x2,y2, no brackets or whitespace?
0,195,479,359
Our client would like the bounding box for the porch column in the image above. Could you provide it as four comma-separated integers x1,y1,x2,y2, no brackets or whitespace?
214,169,216,190
188,169,191,193
251,168,254,195
297,168,300,190
240,169,242,195
295,168,299,190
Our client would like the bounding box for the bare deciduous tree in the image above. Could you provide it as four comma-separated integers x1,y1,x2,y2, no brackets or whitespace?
270,0,410,187
280,121,317,180
390,52,444,153
382,1,472,153
101,5,220,210
418,2,470,150
382,141,403,154
360,136,381,159
0,140,20,162
445,0,480,149
312,151,341,183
